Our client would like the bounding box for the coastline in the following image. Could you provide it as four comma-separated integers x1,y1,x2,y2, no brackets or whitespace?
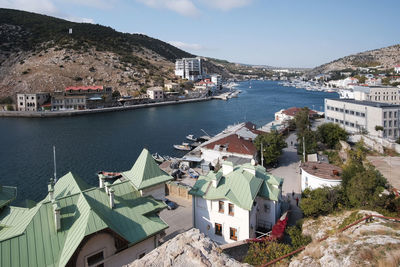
0,97,211,118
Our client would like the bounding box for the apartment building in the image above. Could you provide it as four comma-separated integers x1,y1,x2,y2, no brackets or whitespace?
353,86,400,105
175,57,203,81
16,93,50,111
325,98,400,140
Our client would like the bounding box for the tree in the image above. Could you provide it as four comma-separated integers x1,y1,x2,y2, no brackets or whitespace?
297,129,318,156
317,123,348,148
294,107,311,135
254,130,287,166
112,90,121,98
354,75,366,83
300,187,343,217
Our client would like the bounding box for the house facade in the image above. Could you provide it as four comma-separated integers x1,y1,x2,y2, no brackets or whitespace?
0,150,171,267
147,87,164,101
17,93,50,111
189,161,283,244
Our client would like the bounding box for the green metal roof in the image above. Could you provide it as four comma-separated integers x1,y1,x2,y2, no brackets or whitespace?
0,172,168,267
0,185,17,210
121,148,173,190
189,163,282,210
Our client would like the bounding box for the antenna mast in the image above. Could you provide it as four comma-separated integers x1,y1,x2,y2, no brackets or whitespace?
53,146,57,182
303,136,306,162
261,142,264,167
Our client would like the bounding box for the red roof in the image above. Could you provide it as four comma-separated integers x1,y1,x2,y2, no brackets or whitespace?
282,107,317,117
205,134,257,156
65,85,103,91
395,64,400,68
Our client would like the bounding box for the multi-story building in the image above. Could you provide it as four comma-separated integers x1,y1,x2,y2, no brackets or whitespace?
353,86,400,105
64,85,112,101
175,57,203,81
211,74,222,89
51,93,86,110
147,87,164,101
16,93,50,111
189,160,283,244
0,148,171,267
325,98,400,140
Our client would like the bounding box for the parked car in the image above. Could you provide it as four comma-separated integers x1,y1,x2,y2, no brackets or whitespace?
163,199,178,210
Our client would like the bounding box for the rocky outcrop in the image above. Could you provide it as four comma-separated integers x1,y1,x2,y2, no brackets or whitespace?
289,210,400,267
126,229,249,267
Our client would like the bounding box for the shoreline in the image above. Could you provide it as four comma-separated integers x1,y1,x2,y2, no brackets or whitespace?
0,97,211,118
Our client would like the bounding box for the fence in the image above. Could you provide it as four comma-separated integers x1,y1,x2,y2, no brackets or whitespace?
165,181,192,201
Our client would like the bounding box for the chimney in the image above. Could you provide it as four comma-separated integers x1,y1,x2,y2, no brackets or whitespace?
48,178,55,201
98,173,106,188
243,160,256,175
104,182,110,194
53,202,61,231
222,161,234,175
109,188,115,209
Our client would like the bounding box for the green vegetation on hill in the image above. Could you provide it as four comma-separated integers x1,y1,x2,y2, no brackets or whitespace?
0,8,192,63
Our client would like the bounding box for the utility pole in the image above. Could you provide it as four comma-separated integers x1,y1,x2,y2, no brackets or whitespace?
53,146,57,183
303,136,306,162
261,142,264,167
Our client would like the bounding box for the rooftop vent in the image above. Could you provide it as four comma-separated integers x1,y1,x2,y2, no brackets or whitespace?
53,202,61,231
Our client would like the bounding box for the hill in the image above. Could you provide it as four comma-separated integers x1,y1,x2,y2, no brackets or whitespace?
0,8,195,97
309,44,400,75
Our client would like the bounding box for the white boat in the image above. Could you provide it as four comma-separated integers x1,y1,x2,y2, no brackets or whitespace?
186,134,197,142
188,168,199,179
173,143,191,151
152,153,165,163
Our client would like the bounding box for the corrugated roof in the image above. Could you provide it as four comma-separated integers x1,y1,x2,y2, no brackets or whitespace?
0,171,168,267
189,163,282,210
122,149,173,190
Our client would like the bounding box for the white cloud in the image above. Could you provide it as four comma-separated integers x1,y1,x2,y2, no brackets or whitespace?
136,0,200,17
58,0,114,9
0,0,95,23
168,41,206,50
201,0,252,11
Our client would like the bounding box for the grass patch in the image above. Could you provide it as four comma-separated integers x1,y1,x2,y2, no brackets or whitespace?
338,211,363,229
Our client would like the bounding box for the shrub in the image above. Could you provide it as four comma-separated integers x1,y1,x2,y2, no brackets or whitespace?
317,123,348,148
286,225,312,249
244,241,292,266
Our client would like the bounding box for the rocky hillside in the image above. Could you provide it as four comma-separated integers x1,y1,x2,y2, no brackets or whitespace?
309,44,400,75
290,210,400,266
126,228,248,267
0,8,194,97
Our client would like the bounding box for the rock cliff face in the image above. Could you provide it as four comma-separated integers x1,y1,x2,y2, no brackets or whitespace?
289,210,400,267
126,229,249,267
309,44,400,75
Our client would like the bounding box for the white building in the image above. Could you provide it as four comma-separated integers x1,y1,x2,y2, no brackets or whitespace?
175,57,203,81
274,107,318,122
17,92,50,111
189,161,283,244
165,82,179,91
301,162,342,191
325,98,400,140
352,86,400,105
211,74,222,89
147,87,164,101
395,64,400,74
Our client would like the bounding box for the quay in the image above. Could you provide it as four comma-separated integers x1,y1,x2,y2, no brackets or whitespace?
0,97,210,118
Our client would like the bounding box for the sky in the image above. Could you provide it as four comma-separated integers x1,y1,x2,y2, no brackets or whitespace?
1,0,400,68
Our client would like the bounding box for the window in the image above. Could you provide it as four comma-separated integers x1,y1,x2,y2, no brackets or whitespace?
228,203,234,216
389,121,392,127
230,227,237,241
345,109,349,114
218,201,224,213
384,121,387,127
384,112,387,118
86,250,104,267
361,113,365,117
356,112,360,116
215,223,222,236
350,111,354,115
389,111,392,118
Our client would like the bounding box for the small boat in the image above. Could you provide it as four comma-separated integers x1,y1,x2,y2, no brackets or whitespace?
152,153,165,163
190,142,201,148
188,168,199,179
173,143,191,151
186,134,198,142
198,135,211,142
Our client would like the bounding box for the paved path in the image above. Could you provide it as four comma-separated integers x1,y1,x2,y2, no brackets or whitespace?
269,132,303,226
159,195,193,243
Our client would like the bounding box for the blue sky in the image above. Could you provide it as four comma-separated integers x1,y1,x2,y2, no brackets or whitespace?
1,0,400,68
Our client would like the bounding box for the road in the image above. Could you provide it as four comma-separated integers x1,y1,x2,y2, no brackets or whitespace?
269,131,303,225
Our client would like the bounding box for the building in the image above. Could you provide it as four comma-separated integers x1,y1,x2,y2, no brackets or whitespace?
274,107,317,122
164,82,179,92
353,86,400,105
175,57,203,81
211,74,222,89
325,98,400,139
0,168,169,267
395,64,400,74
189,160,283,244
64,85,112,101
17,93,50,111
301,162,342,191
147,87,164,101
51,93,86,110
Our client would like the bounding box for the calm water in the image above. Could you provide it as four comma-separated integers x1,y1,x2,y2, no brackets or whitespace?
0,81,337,204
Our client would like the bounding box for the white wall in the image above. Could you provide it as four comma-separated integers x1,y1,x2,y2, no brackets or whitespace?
301,168,342,191
193,196,250,244
141,183,165,200
75,232,117,267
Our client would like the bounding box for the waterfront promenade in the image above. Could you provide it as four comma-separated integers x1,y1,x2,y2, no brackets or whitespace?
0,97,210,118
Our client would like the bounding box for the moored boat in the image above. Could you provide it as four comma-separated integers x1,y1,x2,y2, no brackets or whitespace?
152,153,165,163
173,143,191,151
186,134,197,142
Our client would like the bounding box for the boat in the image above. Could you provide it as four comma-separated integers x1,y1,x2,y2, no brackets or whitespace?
198,135,211,142
152,153,165,163
188,168,199,179
186,134,198,142
173,143,191,151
